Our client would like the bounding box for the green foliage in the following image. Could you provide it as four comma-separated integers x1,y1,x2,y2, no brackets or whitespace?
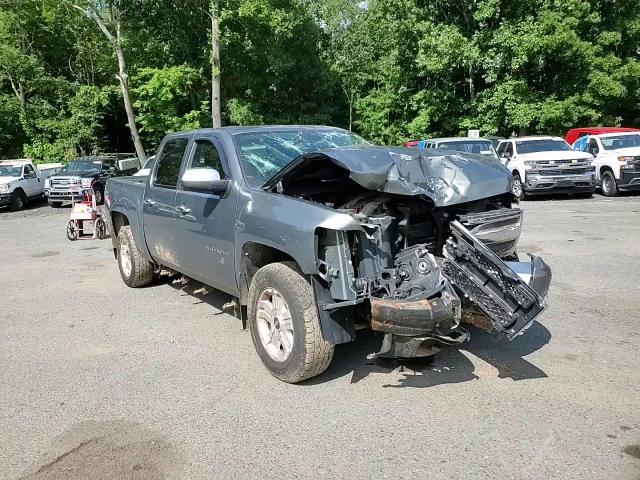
1,0,640,156
133,65,207,147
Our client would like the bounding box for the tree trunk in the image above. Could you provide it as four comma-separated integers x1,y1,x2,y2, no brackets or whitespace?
114,16,146,162
74,3,146,163
211,0,222,128
115,39,146,162
348,90,353,132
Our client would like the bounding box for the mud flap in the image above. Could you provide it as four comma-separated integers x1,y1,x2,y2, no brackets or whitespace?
442,220,551,340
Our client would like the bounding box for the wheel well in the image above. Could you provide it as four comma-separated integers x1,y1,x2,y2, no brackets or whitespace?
13,187,25,196
600,165,614,176
241,242,296,287
512,170,521,178
111,211,130,238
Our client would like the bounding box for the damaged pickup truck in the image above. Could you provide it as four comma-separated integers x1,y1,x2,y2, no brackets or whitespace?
105,126,552,383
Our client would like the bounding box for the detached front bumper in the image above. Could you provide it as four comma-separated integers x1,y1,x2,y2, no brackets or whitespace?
369,221,552,357
524,170,595,194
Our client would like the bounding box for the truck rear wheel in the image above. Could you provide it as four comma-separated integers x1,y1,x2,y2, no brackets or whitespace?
248,261,334,383
117,226,154,288
601,171,619,197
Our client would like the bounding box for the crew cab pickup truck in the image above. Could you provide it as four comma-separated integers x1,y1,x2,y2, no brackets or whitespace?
45,155,140,207
572,131,640,196
106,126,552,383
497,136,595,199
0,160,62,211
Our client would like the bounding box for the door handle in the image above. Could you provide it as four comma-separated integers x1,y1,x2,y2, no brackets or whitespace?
143,199,156,207
175,205,191,215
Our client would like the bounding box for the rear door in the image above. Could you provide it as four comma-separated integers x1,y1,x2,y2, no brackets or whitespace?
173,134,238,294
143,135,191,269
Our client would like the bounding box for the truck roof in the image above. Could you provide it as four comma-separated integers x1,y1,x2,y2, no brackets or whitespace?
427,137,494,143
165,125,351,137
511,136,563,142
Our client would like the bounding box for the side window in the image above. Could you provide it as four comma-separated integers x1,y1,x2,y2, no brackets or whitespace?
23,164,36,177
504,142,513,156
496,143,505,155
588,138,599,155
155,138,189,188
186,139,227,177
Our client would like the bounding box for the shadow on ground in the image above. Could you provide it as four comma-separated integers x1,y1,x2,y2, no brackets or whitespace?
306,322,551,388
164,275,551,388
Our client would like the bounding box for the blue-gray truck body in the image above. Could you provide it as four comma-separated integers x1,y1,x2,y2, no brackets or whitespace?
106,126,552,364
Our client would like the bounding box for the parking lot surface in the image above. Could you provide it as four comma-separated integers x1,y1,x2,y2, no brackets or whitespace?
1,195,639,480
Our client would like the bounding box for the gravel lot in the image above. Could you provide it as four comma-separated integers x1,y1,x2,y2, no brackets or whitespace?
1,195,639,480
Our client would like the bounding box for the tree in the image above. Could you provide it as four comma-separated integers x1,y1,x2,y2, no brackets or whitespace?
208,0,222,128
72,0,146,162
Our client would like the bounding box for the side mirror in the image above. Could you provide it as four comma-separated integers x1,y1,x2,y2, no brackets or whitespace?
182,168,230,195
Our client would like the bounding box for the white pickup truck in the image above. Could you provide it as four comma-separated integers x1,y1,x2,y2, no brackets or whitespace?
0,160,62,211
571,131,640,196
496,136,595,199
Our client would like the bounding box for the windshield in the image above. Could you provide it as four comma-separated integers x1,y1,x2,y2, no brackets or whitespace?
600,134,640,150
233,128,369,187
436,140,498,158
515,139,572,154
61,160,103,173
0,165,22,177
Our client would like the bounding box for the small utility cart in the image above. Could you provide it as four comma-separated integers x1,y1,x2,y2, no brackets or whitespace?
66,191,107,241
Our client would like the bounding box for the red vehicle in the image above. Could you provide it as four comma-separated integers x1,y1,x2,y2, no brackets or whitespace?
403,140,420,148
565,127,639,146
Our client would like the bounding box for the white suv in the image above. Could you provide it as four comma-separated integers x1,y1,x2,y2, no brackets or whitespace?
572,132,640,196
496,136,595,199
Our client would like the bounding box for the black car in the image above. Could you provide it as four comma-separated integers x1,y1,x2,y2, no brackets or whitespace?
45,156,139,207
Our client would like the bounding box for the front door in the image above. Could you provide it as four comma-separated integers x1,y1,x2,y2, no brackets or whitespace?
22,164,40,197
173,135,238,294
143,136,190,269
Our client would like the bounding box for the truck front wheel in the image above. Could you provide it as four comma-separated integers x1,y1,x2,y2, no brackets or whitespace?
248,261,334,383
601,171,619,197
117,226,154,288
10,190,27,211
512,173,525,200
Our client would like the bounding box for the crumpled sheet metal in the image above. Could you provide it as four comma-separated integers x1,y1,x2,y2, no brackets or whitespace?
318,146,513,207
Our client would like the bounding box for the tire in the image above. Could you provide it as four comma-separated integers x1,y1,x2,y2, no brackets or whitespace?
117,225,154,288
48,201,62,208
92,183,104,205
248,261,334,383
10,189,27,211
512,173,525,200
600,170,619,197
66,220,78,241
94,217,107,239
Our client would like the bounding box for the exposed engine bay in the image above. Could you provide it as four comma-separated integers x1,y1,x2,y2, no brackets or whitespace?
265,146,552,357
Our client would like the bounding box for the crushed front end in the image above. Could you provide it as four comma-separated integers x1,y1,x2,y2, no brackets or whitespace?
267,146,552,357
313,201,551,357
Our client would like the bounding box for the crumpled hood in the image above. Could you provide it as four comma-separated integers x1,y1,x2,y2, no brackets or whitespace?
0,176,18,185
265,145,513,207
